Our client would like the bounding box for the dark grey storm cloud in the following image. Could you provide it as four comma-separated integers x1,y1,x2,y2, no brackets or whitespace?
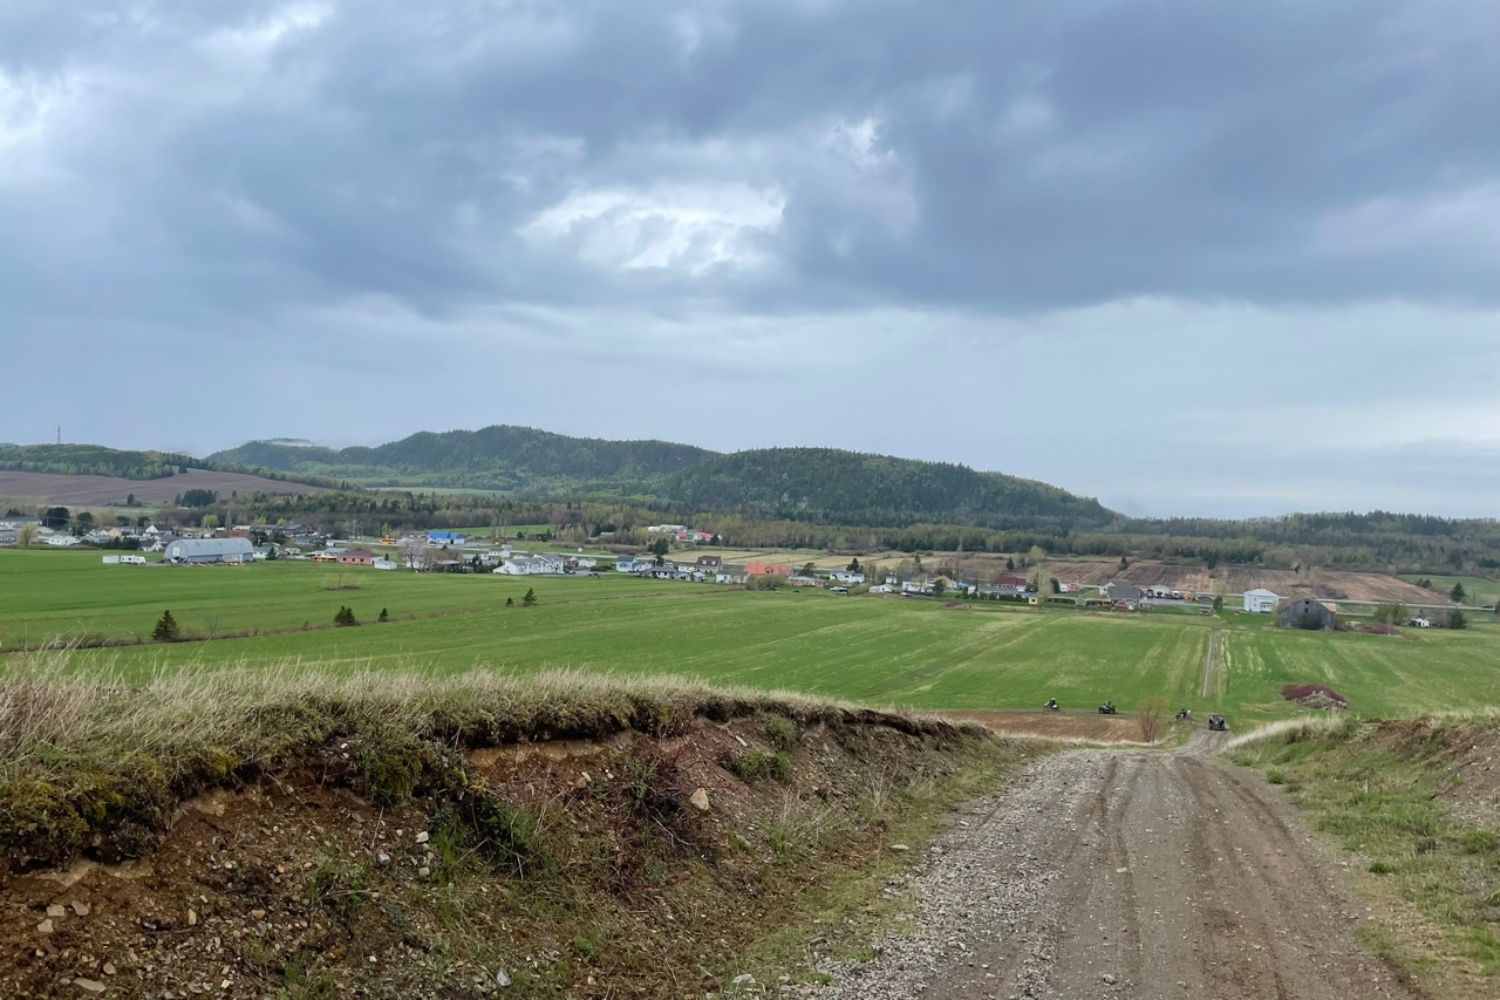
2,1,1498,515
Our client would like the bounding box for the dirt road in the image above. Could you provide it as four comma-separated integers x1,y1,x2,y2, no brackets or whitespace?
819,732,1417,1000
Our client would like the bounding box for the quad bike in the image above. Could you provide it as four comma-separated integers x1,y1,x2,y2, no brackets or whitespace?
1207,714,1228,732
1174,708,1193,722
1043,699,1060,712
1098,701,1117,715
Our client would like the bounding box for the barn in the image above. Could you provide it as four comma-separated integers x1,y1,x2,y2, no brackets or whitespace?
1277,596,1337,631
163,537,255,565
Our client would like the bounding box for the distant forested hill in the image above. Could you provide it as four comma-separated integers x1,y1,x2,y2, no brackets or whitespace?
209,426,1116,529
0,444,206,480
208,425,716,493
666,448,1115,529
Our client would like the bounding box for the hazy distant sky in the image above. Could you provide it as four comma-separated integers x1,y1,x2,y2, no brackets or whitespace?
3,1,1498,517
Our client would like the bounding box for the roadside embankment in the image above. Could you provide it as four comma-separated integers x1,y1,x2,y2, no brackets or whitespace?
1229,711,1500,998
0,657,1033,998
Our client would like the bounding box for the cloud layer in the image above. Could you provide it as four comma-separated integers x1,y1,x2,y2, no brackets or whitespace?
2,0,1498,516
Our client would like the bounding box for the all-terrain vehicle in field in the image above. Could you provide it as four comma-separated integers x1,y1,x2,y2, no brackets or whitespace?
1174,708,1192,722
1098,701,1117,715
1043,698,1060,712
1207,714,1228,731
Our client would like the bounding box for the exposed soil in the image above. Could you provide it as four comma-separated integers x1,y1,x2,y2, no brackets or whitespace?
1372,719,1500,834
931,711,1148,743
818,731,1420,1000
0,712,997,998
0,469,320,505
1282,683,1351,712
1041,559,1444,606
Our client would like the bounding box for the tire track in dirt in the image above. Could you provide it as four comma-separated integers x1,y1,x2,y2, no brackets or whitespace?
1202,629,1226,699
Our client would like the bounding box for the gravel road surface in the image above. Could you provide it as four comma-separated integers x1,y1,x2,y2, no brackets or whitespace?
818,731,1418,1000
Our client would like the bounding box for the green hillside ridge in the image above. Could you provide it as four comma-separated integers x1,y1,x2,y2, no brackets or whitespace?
208,425,1112,528
669,447,1113,529
0,443,210,481
209,425,715,494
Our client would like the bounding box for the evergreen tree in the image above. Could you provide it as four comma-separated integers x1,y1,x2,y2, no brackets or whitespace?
151,610,180,642
522,587,537,607
378,607,389,622
1451,582,1467,603
505,597,515,607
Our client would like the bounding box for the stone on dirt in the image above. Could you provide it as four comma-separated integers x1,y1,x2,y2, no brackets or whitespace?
690,787,711,811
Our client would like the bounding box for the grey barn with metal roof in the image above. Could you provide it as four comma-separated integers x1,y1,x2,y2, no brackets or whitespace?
163,537,255,564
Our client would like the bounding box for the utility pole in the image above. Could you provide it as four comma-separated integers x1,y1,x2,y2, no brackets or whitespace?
56,425,61,445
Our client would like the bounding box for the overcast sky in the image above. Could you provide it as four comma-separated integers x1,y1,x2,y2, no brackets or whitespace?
3,1,1498,517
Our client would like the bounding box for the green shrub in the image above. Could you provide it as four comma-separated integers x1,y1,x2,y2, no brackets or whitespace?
720,749,793,784
764,716,802,753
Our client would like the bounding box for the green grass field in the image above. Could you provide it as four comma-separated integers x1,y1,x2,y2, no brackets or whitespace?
2,550,1496,722
1399,573,1500,608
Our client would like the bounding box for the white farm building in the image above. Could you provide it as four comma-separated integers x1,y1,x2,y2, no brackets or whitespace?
163,537,255,565
1243,588,1280,613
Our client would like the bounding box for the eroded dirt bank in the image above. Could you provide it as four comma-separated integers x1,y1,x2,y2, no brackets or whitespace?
0,708,1013,998
820,735,1418,1000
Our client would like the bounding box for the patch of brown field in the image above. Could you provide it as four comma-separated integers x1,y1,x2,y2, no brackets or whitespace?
1280,683,1350,711
0,468,321,505
930,710,1146,743
1038,559,1443,606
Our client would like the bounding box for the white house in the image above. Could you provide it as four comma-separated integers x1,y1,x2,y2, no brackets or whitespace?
46,535,81,548
495,554,566,575
868,583,896,594
1243,588,1280,613
830,570,865,585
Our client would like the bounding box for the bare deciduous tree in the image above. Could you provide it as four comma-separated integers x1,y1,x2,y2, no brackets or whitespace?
1137,699,1167,743
398,537,433,571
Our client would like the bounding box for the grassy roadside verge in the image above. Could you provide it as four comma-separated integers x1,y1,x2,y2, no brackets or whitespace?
1228,715,1500,996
